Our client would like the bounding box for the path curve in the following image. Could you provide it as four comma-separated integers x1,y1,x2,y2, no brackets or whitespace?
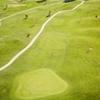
0,1,85,71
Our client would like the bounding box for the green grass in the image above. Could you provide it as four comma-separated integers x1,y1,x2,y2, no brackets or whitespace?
0,0,61,18
10,69,68,99
0,0,100,100
0,0,80,66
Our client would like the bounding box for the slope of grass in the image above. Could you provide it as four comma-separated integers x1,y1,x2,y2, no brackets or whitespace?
0,0,80,66
0,0,61,18
0,0,100,100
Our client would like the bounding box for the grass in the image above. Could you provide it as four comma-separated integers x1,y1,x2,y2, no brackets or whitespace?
0,0,80,66
10,69,68,99
0,0,61,18
0,0,100,100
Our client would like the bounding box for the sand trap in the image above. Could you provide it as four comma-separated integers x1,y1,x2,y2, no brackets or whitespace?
8,4,27,8
10,69,68,99
89,48,93,51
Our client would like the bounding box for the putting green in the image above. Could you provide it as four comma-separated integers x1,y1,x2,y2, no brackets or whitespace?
10,69,68,99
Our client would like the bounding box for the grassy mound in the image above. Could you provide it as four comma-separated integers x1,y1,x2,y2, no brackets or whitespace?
10,69,68,99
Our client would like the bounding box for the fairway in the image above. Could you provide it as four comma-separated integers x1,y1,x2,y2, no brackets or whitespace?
0,0,100,100
10,69,68,99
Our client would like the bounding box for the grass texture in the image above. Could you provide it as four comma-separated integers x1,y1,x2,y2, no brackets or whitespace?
0,0,100,100
10,69,68,99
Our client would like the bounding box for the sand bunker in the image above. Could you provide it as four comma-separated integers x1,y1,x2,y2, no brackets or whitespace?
8,4,27,7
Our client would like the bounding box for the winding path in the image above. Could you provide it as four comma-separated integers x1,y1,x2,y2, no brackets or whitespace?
0,1,85,71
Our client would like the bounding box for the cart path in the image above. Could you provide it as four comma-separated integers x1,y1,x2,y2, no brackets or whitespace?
0,1,62,22
0,1,85,71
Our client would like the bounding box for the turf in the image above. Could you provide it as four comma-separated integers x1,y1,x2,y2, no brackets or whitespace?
8,4,27,8
0,0,80,66
10,69,68,99
0,0,100,100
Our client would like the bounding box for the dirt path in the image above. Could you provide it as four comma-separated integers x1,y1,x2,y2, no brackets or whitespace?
0,1,85,71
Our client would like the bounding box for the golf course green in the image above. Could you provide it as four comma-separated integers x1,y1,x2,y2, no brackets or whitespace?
10,69,68,99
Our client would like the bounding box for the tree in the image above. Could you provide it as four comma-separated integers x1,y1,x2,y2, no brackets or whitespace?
3,5,8,10
23,14,28,20
46,10,51,17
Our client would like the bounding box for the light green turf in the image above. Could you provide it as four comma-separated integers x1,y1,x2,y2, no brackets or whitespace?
10,69,68,99
0,0,100,100
0,0,80,66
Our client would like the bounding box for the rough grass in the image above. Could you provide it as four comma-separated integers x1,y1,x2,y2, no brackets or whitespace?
0,0,61,18
10,69,68,99
0,0,80,66
0,0,100,100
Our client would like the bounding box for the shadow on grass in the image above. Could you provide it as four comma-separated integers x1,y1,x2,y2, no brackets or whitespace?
23,18,27,20
86,50,90,54
63,0,76,3
30,25,34,28
36,0,46,3
12,26,16,28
